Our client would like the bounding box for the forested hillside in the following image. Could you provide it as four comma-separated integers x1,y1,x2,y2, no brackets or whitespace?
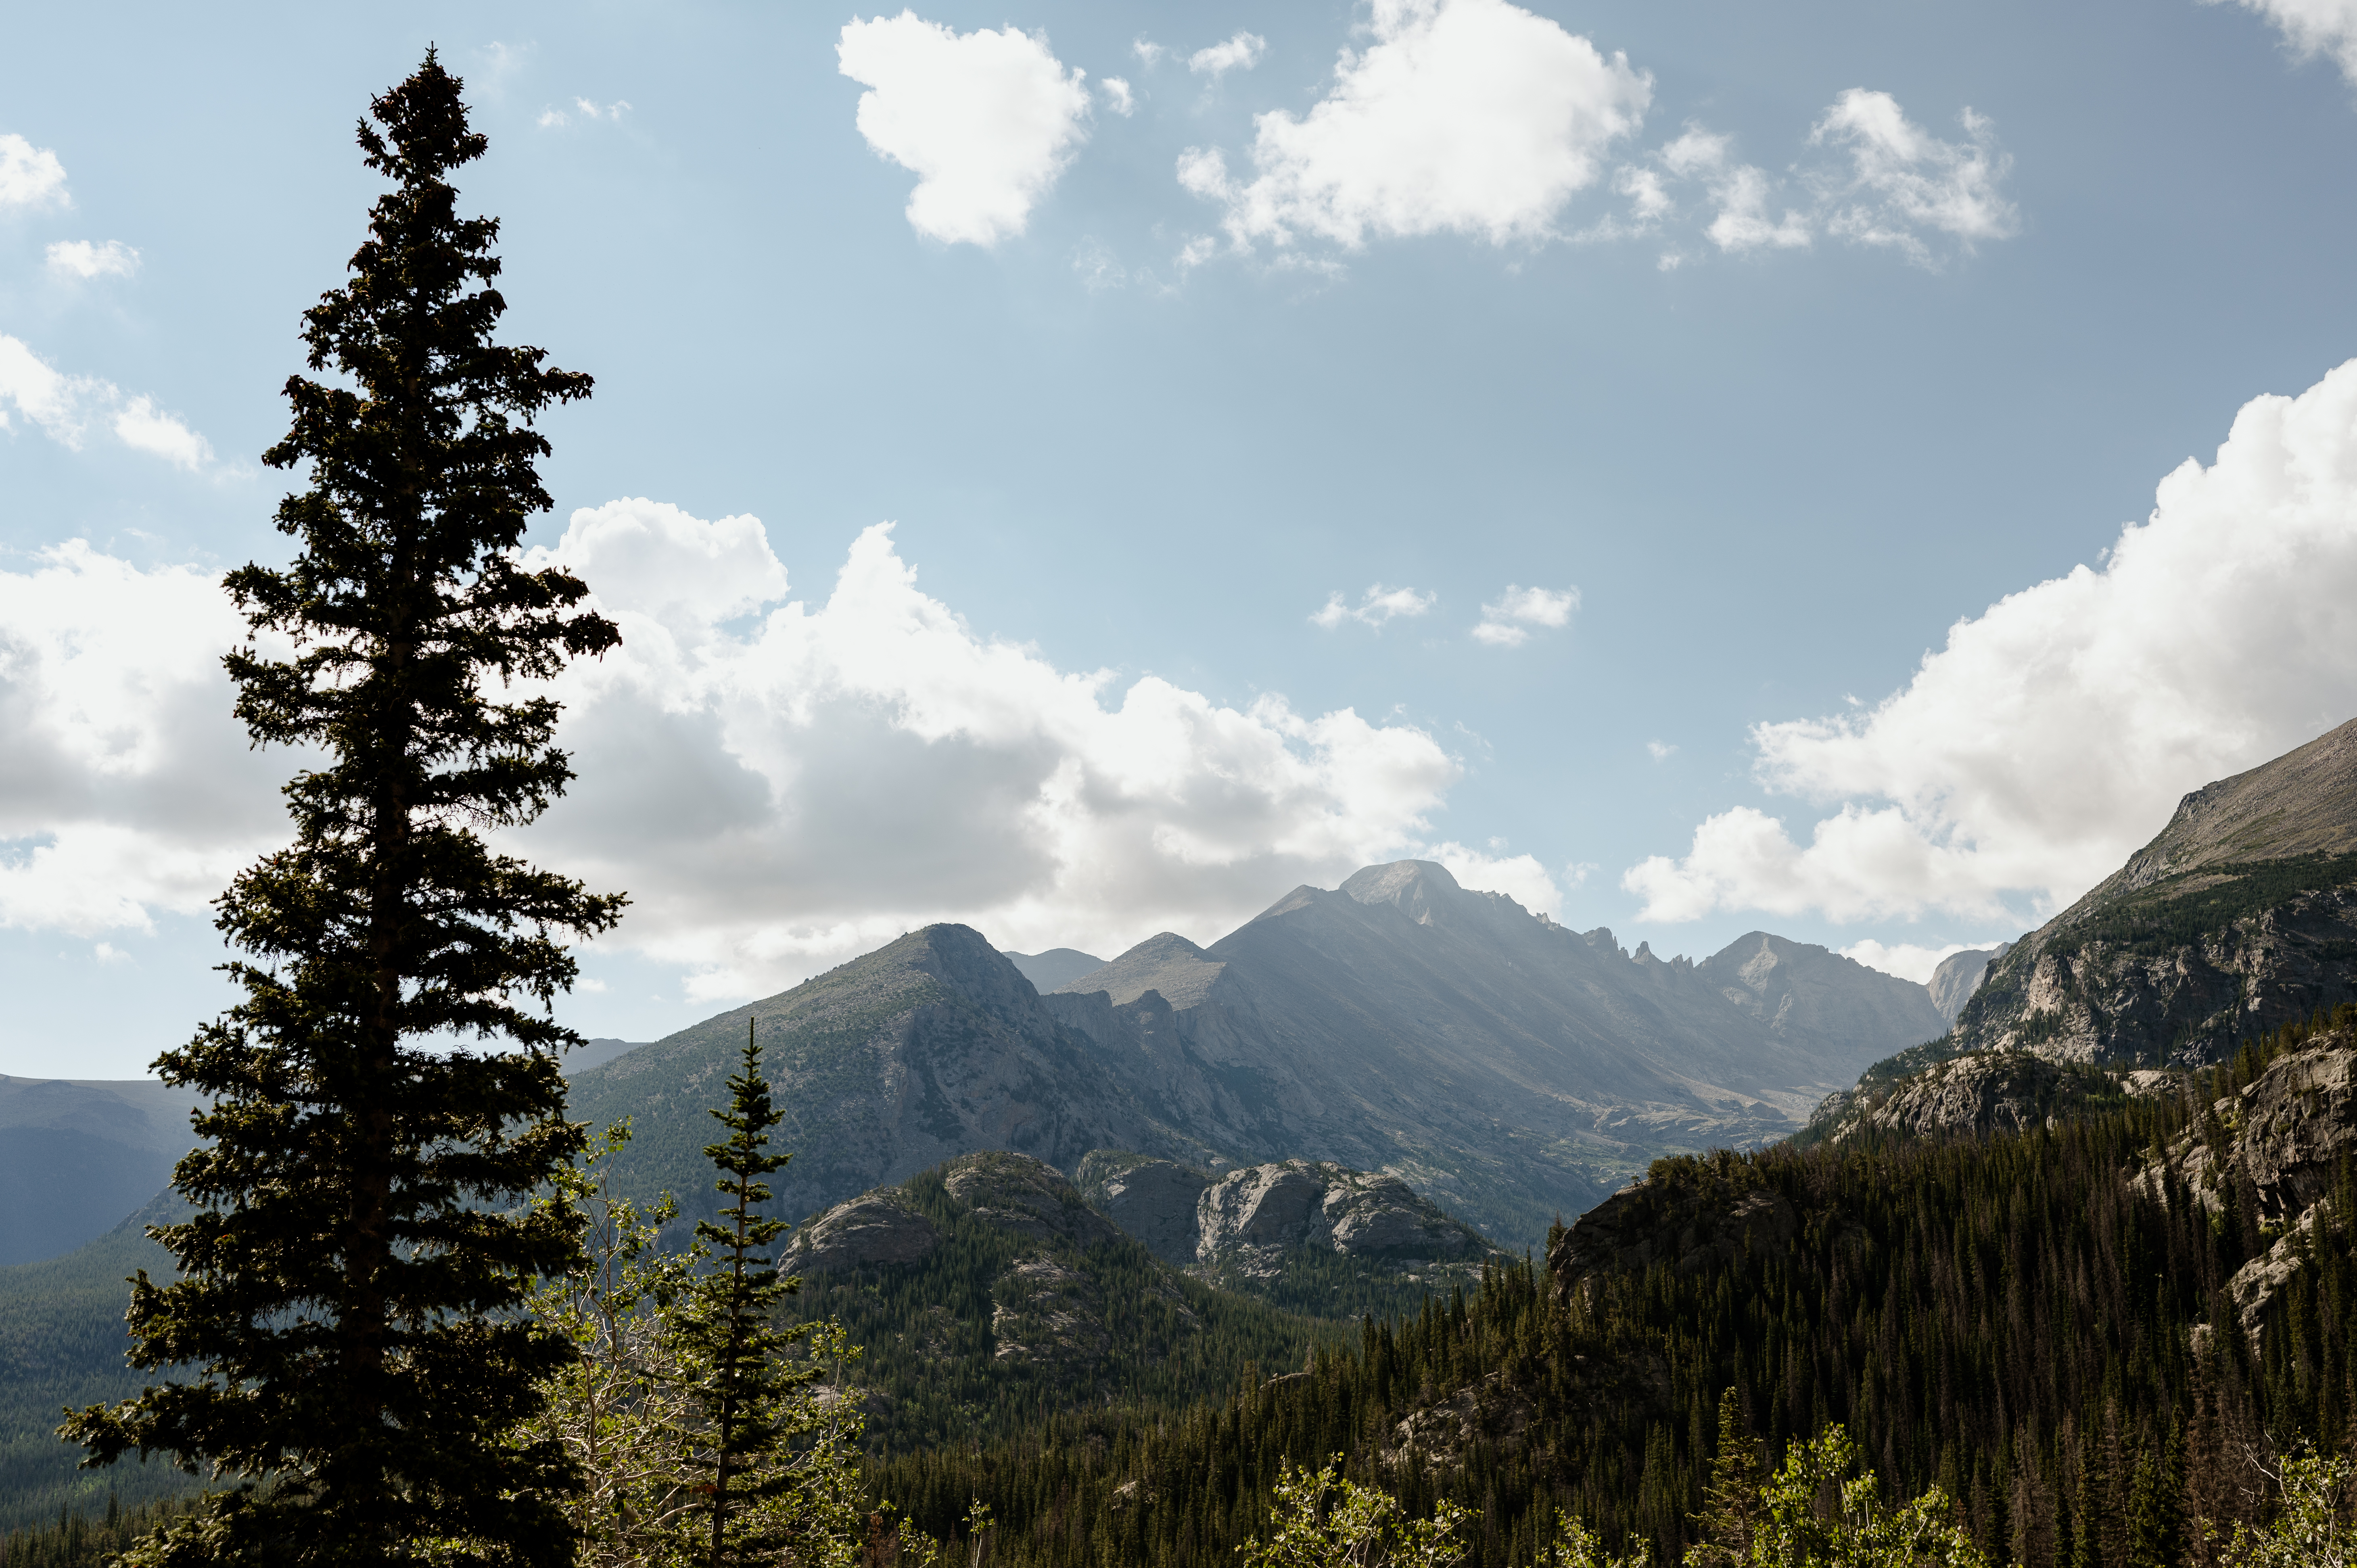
864,1015,2357,1567
0,1194,190,1532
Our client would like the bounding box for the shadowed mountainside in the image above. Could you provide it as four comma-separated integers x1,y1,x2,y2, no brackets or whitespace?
0,1076,206,1267
564,925,1209,1228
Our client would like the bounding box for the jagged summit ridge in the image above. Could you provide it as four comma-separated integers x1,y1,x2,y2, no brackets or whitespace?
1040,858,1945,1246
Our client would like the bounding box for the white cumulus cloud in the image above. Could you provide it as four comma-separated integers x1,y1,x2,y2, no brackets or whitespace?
1311,584,1437,629
2219,0,2357,86
0,133,68,212
1625,356,2357,930
1101,77,1137,116
1180,0,1650,254
45,240,140,280
838,12,1093,247
1189,32,1268,77
1,509,1523,1006
1471,583,1577,645
0,543,282,936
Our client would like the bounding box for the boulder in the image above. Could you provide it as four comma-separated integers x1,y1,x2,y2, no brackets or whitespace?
791,1193,941,1275
1075,1151,1210,1265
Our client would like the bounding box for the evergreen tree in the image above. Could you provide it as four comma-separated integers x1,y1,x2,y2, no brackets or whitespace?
61,50,622,1567
1686,1388,1762,1567
682,1021,820,1566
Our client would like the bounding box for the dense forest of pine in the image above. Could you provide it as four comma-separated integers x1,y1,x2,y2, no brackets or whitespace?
863,1015,2357,1568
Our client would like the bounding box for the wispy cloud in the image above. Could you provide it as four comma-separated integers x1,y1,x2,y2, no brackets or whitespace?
0,333,214,472
1600,93,2016,270
1472,583,1578,645
45,240,139,280
538,97,631,129
1311,584,1437,630
1188,32,1267,78
2217,0,2357,88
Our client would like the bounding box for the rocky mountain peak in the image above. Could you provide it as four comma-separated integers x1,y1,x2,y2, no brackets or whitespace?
1056,930,1225,1008
1339,859,1473,926
897,923,1044,1015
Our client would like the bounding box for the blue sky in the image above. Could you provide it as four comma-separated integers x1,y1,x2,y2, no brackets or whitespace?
7,0,2357,1076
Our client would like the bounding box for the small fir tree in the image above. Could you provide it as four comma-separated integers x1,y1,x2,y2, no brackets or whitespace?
1684,1387,1762,1567
63,50,622,1567
683,1020,825,1566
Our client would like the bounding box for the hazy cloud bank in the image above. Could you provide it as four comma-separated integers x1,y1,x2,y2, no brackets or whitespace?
0,506,1560,1004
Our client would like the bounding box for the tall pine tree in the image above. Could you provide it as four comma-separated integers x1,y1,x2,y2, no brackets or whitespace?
64,51,623,1567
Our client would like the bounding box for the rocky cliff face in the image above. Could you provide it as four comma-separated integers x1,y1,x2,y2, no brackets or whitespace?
1803,1048,2164,1146
1952,891,2357,1067
1075,1152,1495,1271
1043,860,1947,1249
780,1151,1233,1407
2152,1038,2357,1349
567,925,1209,1226
1949,717,2357,1068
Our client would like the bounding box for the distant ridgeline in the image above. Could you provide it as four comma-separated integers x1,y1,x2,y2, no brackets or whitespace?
869,1015,2357,1568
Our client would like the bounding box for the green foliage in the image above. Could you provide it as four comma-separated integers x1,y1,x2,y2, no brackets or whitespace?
1738,1426,1989,1568
519,1121,864,1568
2206,1450,2357,1566
522,1126,705,1564
56,50,621,1567
1236,1455,1470,1568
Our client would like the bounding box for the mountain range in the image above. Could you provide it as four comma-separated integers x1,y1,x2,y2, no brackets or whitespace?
563,858,1943,1250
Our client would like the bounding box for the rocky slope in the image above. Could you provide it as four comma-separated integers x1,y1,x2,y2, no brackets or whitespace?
1075,1151,1504,1314
1801,1048,2166,1147
775,1150,1327,1451
566,925,1210,1226
2154,1033,2357,1350
1951,716,2357,1067
1041,860,1946,1245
